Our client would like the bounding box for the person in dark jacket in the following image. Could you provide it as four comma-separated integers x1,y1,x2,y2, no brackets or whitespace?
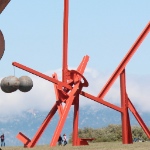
58,135,63,146
0,134,5,147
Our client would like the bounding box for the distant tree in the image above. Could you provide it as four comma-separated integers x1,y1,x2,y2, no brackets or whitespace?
69,124,149,143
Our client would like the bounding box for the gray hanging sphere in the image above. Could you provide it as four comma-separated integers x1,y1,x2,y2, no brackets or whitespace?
19,76,33,92
1,76,20,93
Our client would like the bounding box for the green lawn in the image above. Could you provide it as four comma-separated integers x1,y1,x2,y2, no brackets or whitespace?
2,142,150,150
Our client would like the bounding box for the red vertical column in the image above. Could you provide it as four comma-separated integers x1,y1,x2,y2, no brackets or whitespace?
62,0,69,82
120,69,132,144
72,95,79,146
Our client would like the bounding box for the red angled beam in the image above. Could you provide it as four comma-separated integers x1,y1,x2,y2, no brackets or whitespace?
0,0,10,13
77,55,89,74
80,91,123,112
17,103,58,148
27,103,58,148
50,82,81,147
98,22,150,99
53,73,63,117
12,62,72,90
50,56,89,147
128,98,150,139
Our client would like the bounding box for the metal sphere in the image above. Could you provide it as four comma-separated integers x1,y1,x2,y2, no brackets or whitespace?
1,76,20,93
18,76,33,92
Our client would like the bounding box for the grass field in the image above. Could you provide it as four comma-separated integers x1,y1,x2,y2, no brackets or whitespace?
1,142,150,150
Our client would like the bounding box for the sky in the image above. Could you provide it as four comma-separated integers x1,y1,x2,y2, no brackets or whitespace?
0,0,150,118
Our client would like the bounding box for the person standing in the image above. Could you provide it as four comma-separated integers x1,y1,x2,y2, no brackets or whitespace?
58,135,63,146
63,134,67,146
0,134,5,147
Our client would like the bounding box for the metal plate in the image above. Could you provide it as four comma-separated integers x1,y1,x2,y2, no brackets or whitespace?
0,30,5,59
0,0,10,14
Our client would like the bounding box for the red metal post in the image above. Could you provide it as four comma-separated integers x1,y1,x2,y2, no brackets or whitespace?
72,93,79,146
120,69,132,144
62,0,69,82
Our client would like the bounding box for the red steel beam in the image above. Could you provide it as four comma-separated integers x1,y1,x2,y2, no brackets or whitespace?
50,82,80,147
27,103,58,148
52,73,63,117
17,103,58,148
74,55,89,85
12,62,72,90
0,30,5,59
98,22,150,99
62,0,69,82
71,55,89,146
0,0,10,13
72,94,79,146
49,56,89,147
120,70,132,144
128,98,150,139
80,91,123,112
77,55,89,74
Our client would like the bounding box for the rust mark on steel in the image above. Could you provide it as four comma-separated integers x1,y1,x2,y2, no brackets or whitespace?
0,30,5,59
0,0,10,14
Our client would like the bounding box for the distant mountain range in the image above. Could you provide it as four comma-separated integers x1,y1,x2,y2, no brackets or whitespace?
1,105,150,146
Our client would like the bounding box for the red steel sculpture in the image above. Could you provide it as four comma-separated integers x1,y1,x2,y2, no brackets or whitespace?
11,0,150,148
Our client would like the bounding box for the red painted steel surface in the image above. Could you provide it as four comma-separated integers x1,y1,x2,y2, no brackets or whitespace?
98,22,150,99
0,0,10,13
11,0,150,148
0,30,4,59
0,0,10,59
13,56,90,147
62,0,69,82
128,98,150,138
12,62,72,90
120,70,132,144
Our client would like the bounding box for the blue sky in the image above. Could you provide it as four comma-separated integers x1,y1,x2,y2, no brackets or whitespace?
0,1,150,117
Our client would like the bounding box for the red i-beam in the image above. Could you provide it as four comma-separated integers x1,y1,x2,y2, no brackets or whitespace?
12,0,150,148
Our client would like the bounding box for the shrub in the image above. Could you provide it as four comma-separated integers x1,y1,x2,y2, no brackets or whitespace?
69,124,149,143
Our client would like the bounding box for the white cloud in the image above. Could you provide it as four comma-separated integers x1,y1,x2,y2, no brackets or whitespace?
0,68,150,117
79,69,150,113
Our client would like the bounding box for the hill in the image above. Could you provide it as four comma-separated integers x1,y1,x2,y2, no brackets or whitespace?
0,105,150,146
